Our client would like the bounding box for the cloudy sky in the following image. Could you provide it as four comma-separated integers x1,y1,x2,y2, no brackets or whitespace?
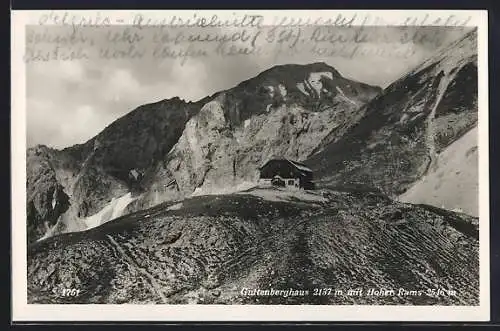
25,25,471,149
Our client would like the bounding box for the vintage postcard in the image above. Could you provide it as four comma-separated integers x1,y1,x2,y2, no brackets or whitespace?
11,9,489,322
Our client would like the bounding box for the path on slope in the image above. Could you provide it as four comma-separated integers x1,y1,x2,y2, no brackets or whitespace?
105,234,168,303
27,190,479,305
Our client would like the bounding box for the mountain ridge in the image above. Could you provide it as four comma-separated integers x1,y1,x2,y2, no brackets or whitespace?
26,30,479,242
26,30,481,305
304,29,478,201
27,61,382,242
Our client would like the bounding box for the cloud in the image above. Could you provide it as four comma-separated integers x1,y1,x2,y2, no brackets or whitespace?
26,97,114,149
102,68,142,102
26,99,59,148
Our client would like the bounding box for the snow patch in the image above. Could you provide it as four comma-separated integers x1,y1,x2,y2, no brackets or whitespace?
82,192,136,229
399,126,478,216
266,86,275,98
308,72,334,96
111,192,136,220
191,181,258,197
335,86,357,106
129,169,140,180
38,223,57,242
278,84,287,97
167,203,183,211
51,191,57,209
244,119,251,128
296,83,310,96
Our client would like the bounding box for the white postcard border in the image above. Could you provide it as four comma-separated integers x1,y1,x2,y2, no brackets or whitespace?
11,9,490,322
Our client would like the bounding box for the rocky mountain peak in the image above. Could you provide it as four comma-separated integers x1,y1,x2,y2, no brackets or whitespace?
248,61,342,84
25,59,386,243
26,27,478,243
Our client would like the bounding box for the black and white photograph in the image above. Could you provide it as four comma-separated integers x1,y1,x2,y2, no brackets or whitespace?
11,9,489,321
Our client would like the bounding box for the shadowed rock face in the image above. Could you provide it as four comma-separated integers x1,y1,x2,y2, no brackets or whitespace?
27,189,478,305
26,146,71,243
26,97,206,242
305,30,478,200
26,62,381,241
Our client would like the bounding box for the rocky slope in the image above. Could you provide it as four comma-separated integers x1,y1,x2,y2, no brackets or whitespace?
27,63,381,242
27,188,479,305
305,29,478,207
